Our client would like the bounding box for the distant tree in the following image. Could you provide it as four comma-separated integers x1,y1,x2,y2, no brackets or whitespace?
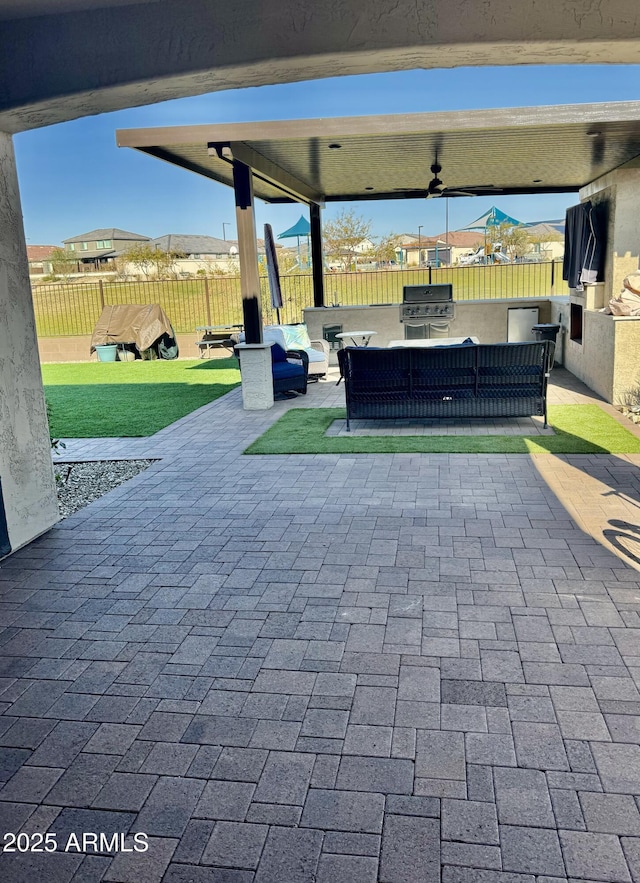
275,248,305,274
49,247,78,280
323,209,373,271
370,232,400,266
486,222,532,260
123,243,181,278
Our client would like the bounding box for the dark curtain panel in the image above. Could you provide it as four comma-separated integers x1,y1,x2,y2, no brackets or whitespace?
563,201,606,290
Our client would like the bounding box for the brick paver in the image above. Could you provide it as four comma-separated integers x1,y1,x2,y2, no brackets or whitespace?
1,366,640,881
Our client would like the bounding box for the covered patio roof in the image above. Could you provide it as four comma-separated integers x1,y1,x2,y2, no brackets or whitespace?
117,100,640,205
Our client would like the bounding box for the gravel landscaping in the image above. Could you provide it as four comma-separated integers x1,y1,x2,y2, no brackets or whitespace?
55,459,155,518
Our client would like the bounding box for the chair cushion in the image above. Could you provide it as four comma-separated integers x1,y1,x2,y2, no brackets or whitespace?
263,327,287,349
271,343,288,363
272,361,305,380
306,348,327,363
279,324,312,350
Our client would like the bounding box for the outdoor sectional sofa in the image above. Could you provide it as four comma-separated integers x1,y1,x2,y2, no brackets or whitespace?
338,340,555,430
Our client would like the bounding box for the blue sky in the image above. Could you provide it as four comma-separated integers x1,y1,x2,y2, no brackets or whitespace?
13,64,640,246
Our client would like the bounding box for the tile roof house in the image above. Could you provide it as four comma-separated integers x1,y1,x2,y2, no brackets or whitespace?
148,234,238,257
26,245,57,275
117,233,244,277
400,231,484,267
62,228,150,266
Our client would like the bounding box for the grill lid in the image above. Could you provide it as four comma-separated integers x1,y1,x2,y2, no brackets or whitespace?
402,283,453,304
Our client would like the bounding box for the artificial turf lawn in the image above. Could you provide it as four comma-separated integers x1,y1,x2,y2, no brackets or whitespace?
244,405,640,455
43,358,240,437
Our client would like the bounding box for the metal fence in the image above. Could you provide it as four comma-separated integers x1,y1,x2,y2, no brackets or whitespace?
31,261,566,338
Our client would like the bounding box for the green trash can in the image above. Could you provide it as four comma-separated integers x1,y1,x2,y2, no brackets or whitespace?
96,345,118,362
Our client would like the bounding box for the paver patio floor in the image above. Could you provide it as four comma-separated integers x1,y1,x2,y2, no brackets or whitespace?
2,367,640,882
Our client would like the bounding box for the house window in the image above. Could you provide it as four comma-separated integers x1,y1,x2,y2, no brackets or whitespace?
68,243,75,251
96,240,112,249
81,242,88,250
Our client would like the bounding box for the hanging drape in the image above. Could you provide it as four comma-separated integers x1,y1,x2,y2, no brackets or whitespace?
562,201,606,291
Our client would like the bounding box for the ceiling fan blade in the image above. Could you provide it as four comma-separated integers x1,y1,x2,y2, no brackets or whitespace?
392,188,430,198
439,185,504,197
448,184,502,191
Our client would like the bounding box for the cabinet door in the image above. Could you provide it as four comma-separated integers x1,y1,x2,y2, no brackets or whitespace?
507,308,539,342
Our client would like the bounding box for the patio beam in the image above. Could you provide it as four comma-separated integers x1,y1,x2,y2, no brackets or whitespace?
232,159,262,344
310,203,325,308
215,142,323,205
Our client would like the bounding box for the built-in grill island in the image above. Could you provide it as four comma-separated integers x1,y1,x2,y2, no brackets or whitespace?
400,283,455,339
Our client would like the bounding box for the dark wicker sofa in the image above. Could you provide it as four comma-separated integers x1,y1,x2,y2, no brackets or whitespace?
338,341,555,431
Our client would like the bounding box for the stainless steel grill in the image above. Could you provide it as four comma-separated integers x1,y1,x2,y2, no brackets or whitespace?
400,284,455,322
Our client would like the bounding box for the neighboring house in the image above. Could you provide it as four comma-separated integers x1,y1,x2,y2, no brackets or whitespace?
63,228,150,269
399,231,482,267
325,237,377,270
139,234,241,275
26,245,57,276
523,222,565,261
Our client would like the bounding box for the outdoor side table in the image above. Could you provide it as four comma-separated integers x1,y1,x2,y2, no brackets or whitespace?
335,330,378,347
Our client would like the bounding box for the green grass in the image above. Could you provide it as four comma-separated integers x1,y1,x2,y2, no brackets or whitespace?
43,358,240,437
244,405,640,455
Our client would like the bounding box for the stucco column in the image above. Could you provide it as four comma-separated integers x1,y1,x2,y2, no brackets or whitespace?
0,132,59,555
580,160,640,302
236,343,274,410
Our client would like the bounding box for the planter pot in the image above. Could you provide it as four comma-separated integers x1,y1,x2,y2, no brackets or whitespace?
96,345,117,362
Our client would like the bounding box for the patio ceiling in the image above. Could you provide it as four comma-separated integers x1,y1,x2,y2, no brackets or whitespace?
116,100,640,206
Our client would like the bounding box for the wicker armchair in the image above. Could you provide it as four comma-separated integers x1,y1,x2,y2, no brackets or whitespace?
233,342,309,398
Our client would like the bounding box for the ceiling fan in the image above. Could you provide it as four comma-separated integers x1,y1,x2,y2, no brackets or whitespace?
395,154,503,199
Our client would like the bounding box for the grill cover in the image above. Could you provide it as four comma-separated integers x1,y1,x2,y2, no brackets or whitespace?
90,304,177,356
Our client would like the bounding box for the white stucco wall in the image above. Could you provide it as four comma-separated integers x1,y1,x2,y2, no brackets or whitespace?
565,308,615,403
613,317,640,404
304,298,556,357
0,133,59,554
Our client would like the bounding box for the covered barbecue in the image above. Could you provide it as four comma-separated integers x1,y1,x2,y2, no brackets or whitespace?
90,304,179,359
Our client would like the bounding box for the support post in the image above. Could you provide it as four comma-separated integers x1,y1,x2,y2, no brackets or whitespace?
203,276,212,326
310,203,325,308
0,131,59,554
232,159,262,343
